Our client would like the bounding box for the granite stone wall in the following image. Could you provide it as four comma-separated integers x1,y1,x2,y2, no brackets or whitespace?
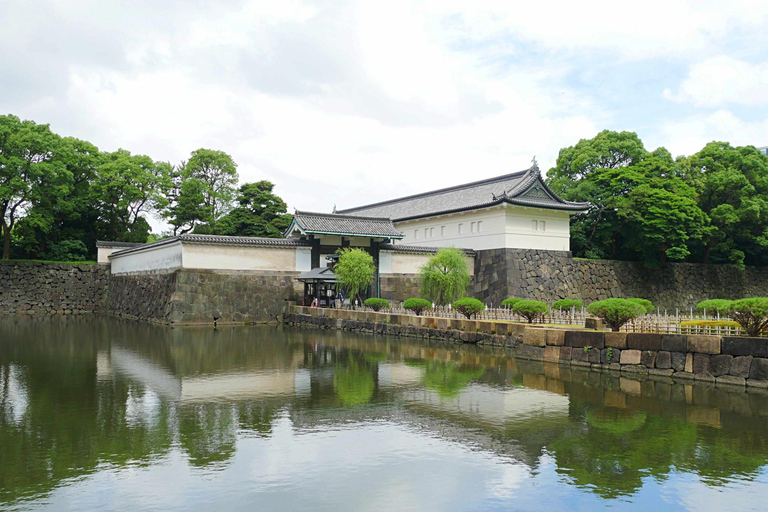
380,274,422,302
107,269,301,325
0,261,108,316
473,249,768,309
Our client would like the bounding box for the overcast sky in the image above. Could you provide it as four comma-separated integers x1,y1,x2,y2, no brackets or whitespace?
2,0,767,229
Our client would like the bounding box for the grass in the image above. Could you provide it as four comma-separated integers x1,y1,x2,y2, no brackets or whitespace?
1,259,97,265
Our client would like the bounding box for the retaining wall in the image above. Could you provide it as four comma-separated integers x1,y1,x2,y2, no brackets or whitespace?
0,261,107,316
286,305,768,390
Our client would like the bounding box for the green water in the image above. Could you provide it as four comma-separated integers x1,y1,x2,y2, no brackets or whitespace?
1,317,767,511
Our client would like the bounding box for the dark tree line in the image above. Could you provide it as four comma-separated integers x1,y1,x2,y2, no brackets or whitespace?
546,130,768,267
0,114,292,260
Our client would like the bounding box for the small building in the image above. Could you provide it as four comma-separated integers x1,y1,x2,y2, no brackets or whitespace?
336,164,589,252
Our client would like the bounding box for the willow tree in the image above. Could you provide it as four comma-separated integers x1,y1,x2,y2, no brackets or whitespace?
334,248,375,305
419,247,470,306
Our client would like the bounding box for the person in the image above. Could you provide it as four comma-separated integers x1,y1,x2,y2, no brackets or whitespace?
311,297,318,308
338,290,344,308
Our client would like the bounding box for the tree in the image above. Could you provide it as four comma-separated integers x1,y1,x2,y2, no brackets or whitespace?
452,297,485,319
334,248,376,305
586,299,645,331
215,181,292,237
727,298,768,337
512,299,550,323
0,115,70,259
419,247,471,305
403,298,432,316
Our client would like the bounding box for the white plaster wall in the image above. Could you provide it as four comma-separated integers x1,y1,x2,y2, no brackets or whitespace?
392,204,573,251
97,247,126,264
382,251,474,275
110,242,183,275
182,244,298,271
295,247,312,272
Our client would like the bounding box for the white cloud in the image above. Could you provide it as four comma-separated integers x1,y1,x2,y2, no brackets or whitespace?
664,56,768,107
656,109,768,156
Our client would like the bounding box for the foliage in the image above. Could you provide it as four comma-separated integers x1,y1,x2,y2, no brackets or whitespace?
627,298,654,314
418,247,470,305
552,299,584,310
680,320,741,329
512,300,550,323
215,181,292,237
403,298,432,316
43,239,88,262
452,297,485,319
726,298,768,337
364,298,389,311
696,299,734,315
502,297,523,308
586,298,645,331
334,248,375,305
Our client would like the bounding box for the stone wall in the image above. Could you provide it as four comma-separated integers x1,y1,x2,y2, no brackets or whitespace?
0,261,107,316
473,249,768,309
107,269,301,325
380,274,422,302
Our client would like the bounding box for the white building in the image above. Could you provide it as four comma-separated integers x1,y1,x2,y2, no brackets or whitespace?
337,165,589,252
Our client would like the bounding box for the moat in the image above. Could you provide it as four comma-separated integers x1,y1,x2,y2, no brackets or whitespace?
2,317,767,511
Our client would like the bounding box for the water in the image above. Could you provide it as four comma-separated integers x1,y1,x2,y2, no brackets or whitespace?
1,317,767,511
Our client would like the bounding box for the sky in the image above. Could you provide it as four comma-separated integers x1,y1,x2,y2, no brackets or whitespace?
2,0,768,231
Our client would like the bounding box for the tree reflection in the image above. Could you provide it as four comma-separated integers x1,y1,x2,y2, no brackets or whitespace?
334,356,375,406
407,360,485,398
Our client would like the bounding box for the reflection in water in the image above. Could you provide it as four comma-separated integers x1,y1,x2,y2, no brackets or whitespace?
0,317,767,511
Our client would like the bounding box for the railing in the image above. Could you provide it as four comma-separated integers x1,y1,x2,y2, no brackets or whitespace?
345,303,763,337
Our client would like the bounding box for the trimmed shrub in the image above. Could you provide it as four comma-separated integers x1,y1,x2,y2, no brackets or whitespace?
364,298,390,312
512,300,550,324
452,297,485,319
501,298,523,309
680,320,741,329
696,299,733,316
587,299,645,332
628,298,654,314
726,298,768,337
403,298,432,316
552,299,584,311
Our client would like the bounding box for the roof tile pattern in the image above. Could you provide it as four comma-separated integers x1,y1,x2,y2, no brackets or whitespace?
291,211,404,238
110,234,311,258
337,167,589,221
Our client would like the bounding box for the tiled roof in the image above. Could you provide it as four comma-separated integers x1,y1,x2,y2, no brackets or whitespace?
297,267,337,281
379,243,475,256
289,211,404,238
337,167,590,221
109,234,311,258
96,241,146,248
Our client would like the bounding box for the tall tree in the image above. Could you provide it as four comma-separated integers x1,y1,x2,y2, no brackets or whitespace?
334,248,376,305
419,247,471,305
0,115,70,259
216,181,292,237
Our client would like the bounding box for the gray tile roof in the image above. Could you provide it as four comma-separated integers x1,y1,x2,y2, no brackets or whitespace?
109,234,311,258
297,267,337,281
379,243,475,256
96,241,146,248
337,167,590,221
290,211,404,238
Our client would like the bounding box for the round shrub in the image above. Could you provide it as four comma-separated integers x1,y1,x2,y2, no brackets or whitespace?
696,299,733,316
627,298,654,314
552,299,584,311
452,297,485,319
364,298,390,312
512,300,550,324
403,298,432,316
501,297,523,309
726,298,768,337
587,299,645,332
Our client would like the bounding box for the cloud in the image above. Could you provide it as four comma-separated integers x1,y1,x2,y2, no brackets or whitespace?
663,56,768,107
656,109,768,157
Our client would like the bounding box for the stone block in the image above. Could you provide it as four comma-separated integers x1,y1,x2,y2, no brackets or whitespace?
693,353,711,375
672,372,695,381
559,347,573,361
494,323,508,336
687,335,721,355
516,344,545,361
722,337,768,358
661,334,687,353
462,320,476,332
544,346,561,363
685,353,694,373
546,329,566,346
523,328,547,347
476,321,493,334
656,351,672,369
670,352,686,372
565,330,605,349
716,375,746,388
729,356,753,378
601,347,621,364
627,333,662,351
604,332,627,349
620,349,641,365
709,354,733,377
641,350,657,368
588,348,601,364
620,378,642,395
571,347,590,362
749,358,768,381
585,317,605,330
649,368,674,378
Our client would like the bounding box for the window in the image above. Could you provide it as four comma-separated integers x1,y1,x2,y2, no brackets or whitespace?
471,222,476,233
458,223,464,234
414,229,419,239
540,220,546,232
430,227,435,238
441,226,446,237
532,220,538,231
424,228,429,238
532,220,546,231
477,221,483,232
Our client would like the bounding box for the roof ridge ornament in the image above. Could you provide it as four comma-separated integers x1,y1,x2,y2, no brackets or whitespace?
531,156,540,175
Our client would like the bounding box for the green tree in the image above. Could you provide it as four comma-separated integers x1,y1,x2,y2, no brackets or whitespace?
0,115,71,259
216,181,293,237
587,298,645,331
679,142,768,266
419,247,471,305
334,248,376,305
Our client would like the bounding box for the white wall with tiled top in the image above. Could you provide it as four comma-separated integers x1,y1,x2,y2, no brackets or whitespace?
392,204,572,251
